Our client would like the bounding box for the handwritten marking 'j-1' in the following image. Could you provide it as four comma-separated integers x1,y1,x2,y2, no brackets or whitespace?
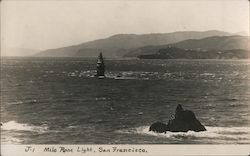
25,146,35,152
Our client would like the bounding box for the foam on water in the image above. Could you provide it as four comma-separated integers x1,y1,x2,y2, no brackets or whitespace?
200,73,216,77
116,126,250,143
1,121,48,133
1,135,23,144
1,121,49,144
7,101,23,105
76,69,244,81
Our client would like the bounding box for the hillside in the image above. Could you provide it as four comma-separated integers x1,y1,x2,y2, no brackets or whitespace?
138,47,249,59
36,30,231,57
125,35,249,57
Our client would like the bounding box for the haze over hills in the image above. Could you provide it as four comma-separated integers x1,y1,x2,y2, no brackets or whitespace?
234,31,248,36
36,30,232,58
1,48,40,56
125,35,249,57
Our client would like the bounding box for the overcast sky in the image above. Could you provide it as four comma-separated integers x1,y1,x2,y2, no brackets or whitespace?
1,0,249,55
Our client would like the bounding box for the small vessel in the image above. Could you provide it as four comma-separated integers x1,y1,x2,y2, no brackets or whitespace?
96,52,105,79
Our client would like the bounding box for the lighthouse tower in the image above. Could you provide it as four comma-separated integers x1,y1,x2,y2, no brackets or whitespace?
96,52,105,78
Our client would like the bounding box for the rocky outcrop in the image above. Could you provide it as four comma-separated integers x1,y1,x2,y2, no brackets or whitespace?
167,104,206,132
149,122,168,133
149,104,206,133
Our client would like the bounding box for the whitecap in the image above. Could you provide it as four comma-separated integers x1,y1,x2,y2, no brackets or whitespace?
1,121,48,133
200,73,215,77
7,101,23,105
68,72,77,77
116,125,250,143
95,97,110,101
67,125,79,129
1,135,22,144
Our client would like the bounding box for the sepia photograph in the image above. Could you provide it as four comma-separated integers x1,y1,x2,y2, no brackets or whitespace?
0,0,249,155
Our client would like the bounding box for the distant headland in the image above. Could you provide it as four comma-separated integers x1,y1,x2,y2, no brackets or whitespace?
35,30,249,59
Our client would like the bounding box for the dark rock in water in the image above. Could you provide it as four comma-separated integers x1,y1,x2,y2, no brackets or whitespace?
149,122,168,133
168,104,206,132
149,104,206,133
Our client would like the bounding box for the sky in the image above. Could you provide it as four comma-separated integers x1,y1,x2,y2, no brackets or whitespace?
1,0,249,56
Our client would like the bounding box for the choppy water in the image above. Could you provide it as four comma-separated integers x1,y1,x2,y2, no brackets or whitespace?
1,57,250,144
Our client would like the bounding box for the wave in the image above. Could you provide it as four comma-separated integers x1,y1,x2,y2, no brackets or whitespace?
116,126,250,143
200,73,216,77
77,71,153,80
6,99,39,105
1,135,23,144
7,101,24,105
1,121,48,133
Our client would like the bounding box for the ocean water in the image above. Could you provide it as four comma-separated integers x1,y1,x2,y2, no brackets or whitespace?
1,57,250,144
